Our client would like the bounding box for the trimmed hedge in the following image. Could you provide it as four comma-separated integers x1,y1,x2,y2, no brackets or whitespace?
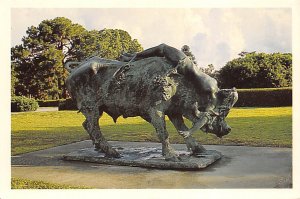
58,98,78,111
57,87,292,110
11,96,39,112
37,100,60,107
235,87,292,107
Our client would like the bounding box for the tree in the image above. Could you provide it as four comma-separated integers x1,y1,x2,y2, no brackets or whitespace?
11,62,18,96
73,29,143,61
89,29,143,59
11,17,143,99
12,17,87,99
217,52,292,88
199,64,218,77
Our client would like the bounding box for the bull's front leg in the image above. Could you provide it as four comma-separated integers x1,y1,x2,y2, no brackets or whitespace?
168,115,206,155
148,108,180,161
81,102,120,158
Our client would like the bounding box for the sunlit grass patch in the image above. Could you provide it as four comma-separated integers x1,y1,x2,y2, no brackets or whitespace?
11,178,89,189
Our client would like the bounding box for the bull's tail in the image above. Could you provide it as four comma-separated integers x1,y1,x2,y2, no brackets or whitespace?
64,61,81,73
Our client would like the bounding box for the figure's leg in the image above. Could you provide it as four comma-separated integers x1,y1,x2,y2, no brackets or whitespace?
81,104,120,158
130,43,186,65
123,52,135,57
146,108,179,161
119,54,135,62
168,114,206,155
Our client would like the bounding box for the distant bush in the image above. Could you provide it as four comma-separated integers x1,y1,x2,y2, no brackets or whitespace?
218,52,292,88
37,100,60,107
235,87,292,107
11,96,39,112
58,98,78,111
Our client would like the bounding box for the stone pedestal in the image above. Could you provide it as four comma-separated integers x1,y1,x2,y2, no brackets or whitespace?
63,146,222,170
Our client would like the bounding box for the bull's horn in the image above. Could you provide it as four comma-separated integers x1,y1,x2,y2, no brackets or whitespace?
64,61,80,73
231,89,238,107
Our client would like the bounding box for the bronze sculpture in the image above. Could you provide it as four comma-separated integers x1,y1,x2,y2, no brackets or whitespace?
65,44,238,162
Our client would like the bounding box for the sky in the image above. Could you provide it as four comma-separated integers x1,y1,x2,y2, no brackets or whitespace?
11,8,291,69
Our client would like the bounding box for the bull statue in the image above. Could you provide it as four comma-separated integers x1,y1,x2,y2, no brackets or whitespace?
65,44,238,161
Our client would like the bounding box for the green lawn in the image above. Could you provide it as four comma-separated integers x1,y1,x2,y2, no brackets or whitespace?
11,107,292,155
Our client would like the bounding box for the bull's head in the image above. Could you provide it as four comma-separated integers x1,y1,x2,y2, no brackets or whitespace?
201,88,238,138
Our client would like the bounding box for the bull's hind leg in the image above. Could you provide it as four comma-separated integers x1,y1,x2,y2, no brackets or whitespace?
81,104,120,158
82,119,93,141
168,115,206,155
146,108,179,161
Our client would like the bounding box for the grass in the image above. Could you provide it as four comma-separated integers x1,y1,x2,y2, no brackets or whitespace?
11,178,89,189
11,107,292,155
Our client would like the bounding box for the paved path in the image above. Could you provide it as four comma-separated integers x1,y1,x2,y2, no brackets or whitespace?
11,141,292,188
36,107,58,112
11,107,58,114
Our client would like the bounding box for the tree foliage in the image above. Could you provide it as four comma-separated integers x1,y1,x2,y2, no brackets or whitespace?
11,62,18,96
217,52,292,88
11,17,143,100
199,64,219,79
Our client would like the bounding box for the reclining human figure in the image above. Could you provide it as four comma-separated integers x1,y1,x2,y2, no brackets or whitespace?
120,43,218,111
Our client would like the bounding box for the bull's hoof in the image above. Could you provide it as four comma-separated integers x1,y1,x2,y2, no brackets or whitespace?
165,154,181,162
94,144,121,158
191,149,208,157
94,148,103,152
105,148,121,158
191,148,207,157
105,152,121,158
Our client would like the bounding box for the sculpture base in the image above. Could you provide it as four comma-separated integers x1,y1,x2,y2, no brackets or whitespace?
63,147,222,170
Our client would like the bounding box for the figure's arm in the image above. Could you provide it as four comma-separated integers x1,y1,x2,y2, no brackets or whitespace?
178,112,210,138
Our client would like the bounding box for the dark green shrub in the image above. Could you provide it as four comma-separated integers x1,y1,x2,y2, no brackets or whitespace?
58,98,78,111
11,96,39,112
218,52,292,88
235,87,292,107
37,100,60,107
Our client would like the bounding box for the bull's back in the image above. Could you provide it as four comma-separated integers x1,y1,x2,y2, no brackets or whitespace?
66,57,174,113
66,58,122,108
100,57,174,116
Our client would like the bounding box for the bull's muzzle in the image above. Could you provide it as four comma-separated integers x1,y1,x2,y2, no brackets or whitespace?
217,124,231,138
